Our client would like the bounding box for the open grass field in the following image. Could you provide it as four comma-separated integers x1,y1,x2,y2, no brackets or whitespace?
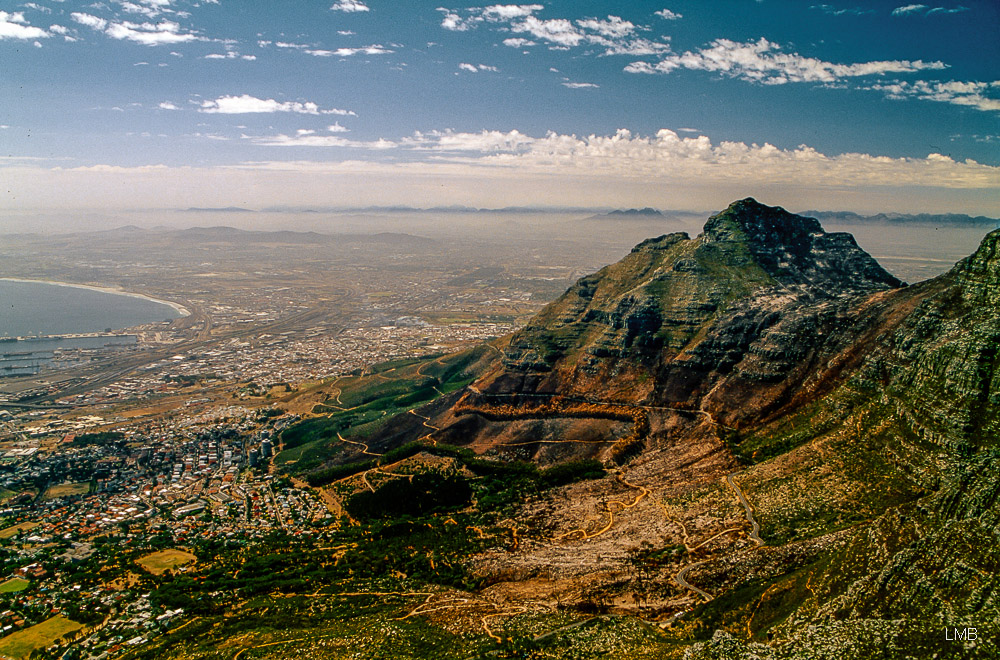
0,615,84,660
136,549,197,575
0,578,30,594
0,523,38,540
41,482,90,501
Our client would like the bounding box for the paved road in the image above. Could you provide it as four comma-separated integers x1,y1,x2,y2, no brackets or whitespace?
727,473,765,546
675,560,713,601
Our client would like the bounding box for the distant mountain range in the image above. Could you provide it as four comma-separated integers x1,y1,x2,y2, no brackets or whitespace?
804,209,1000,226
182,207,256,213
178,205,999,227
93,225,435,245
581,207,674,221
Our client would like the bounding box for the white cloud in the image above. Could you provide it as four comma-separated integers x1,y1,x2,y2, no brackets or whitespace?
810,4,873,15
562,82,599,89
440,7,668,56
158,101,180,110
204,51,255,60
890,4,968,14
306,45,392,56
482,4,543,20
654,9,682,20
458,62,498,72
73,11,200,46
511,16,584,46
198,95,353,115
384,128,1000,192
8,129,998,213
0,11,49,39
201,127,1000,199
105,20,197,45
926,6,969,14
626,38,947,84
402,129,536,152
48,24,69,34
71,13,107,30
251,133,395,148
328,123,349,132
596,37,671,56
576,16,635,38
438,8,477,31
868,79,1000,112
330,0,369,12
892,4,927,14
118,1,164,18
338,30,355,35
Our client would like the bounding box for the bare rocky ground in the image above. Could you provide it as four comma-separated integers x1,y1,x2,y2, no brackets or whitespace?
460,412,753,618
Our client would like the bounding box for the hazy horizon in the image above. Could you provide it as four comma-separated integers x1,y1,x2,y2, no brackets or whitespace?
1,1,998,218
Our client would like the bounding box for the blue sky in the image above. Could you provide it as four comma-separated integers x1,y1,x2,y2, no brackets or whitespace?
1,0,998,214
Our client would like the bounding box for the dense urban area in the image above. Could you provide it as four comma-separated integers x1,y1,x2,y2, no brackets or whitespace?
0,224,600,659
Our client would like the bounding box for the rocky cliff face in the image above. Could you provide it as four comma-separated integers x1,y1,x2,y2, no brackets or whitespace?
851,228,1000,453
473,198,906,439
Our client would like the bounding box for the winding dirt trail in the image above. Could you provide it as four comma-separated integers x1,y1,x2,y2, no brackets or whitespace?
407,408,440,444
336,432,381,457
556,473,649,542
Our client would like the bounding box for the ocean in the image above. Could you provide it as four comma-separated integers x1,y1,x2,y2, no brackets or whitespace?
0,280,182,377
0,279,182,338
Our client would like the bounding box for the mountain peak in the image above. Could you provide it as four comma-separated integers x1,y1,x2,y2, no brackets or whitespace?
702,198,902,291
704,197,822,243
952,227,1000,295
607,207,663,217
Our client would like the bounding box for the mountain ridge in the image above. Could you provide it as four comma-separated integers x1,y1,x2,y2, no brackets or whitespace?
274,199,1000,658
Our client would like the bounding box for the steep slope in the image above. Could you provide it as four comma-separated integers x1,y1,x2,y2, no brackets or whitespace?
272,200,1000,659
428,198,904,463
672,228,1000,658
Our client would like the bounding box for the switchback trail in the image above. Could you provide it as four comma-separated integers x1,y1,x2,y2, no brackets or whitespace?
336,432,381,457
556,473,649,542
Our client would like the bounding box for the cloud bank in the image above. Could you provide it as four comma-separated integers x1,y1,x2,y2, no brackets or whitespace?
625,38,946,85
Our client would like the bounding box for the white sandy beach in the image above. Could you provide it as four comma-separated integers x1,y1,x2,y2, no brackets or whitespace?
0,278,191,318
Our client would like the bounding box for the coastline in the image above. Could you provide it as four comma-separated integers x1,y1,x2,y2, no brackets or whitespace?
0,277,191,318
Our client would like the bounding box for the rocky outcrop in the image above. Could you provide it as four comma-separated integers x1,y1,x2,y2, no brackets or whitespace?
480,199,906,431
